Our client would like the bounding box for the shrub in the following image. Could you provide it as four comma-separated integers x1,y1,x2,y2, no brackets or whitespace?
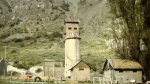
14,38,23,42
25,36,31,40
0,32,10,38
0,24,5,28
80,0,86,4
60,3,70,11
33,33,41,38
49,0,52,3
11,50,17,53
49,38,55,41
52,15,59,21
20,43,25,47
14,62,30,69
48,31,62,41
52,5,58,10
61,11,65,14
50,12,53,14
50,31,62,38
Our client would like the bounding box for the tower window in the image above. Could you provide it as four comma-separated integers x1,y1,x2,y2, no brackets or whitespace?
119,69,123,73
68,27,71,30
133,70,137,73
74,28,77,30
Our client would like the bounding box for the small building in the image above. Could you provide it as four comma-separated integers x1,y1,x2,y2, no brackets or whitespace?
70,60,90,81
43,59,64,80
43,59,55,77
0,58,7,76
103,59,143,83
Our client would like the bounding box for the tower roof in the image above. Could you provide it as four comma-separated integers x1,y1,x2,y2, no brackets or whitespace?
65,32,80,39
64,18,79,23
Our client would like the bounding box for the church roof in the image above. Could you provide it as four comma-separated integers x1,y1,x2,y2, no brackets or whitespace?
65,32,80,39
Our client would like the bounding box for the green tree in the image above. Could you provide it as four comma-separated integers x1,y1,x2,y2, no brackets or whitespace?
109,0,150,80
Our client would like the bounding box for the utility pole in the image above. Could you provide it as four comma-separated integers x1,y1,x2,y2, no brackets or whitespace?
3,46,8,59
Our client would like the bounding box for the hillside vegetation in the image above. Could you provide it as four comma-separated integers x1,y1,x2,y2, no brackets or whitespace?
0,0,115,72
4,0,150,74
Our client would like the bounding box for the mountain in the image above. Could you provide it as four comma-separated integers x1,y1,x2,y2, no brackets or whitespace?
0,0,115,71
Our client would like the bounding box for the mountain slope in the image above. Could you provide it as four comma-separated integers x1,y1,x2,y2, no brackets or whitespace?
0,0,115,71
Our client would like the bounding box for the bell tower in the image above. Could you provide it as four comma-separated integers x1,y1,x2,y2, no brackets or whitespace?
64,18,81,78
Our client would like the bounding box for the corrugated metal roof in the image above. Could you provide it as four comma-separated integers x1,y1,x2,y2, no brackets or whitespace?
64,18,79,23
107,59,143,69
65,32,80,39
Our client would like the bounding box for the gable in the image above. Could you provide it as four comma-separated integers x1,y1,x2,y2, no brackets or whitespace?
70,60,90,70
74,61,89,69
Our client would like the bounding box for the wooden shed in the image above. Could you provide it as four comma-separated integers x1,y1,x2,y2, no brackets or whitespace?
70,60,90,81
43,59,55,77
103,59,143,83
0,58,7,76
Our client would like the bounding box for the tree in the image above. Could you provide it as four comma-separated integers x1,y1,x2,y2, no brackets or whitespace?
141,0,150,80
109,0,150,80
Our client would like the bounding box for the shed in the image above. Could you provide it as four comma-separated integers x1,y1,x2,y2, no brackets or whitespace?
43,59,55,77
103,59,143,83
0,58,7,76
70,60,90,81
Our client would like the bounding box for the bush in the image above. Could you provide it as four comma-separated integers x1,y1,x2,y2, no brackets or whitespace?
11,50,17,53
0,24,5,28
48,31,62,41
14,62,30,69
20,43,25,47
52,15,59,21
60,3,70,11
14,38,23,42
33,33,41,38
25,36,31,40
61,11,65,14
0,32,10,38
52,5,58,10
50,31,62,38
80,0,86,4
49,0,52,3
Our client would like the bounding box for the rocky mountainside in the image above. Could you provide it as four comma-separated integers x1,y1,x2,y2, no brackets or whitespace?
0,0,115,71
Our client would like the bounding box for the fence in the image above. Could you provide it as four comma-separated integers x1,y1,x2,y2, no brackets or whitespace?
10,81,47,84
93,77,112,84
